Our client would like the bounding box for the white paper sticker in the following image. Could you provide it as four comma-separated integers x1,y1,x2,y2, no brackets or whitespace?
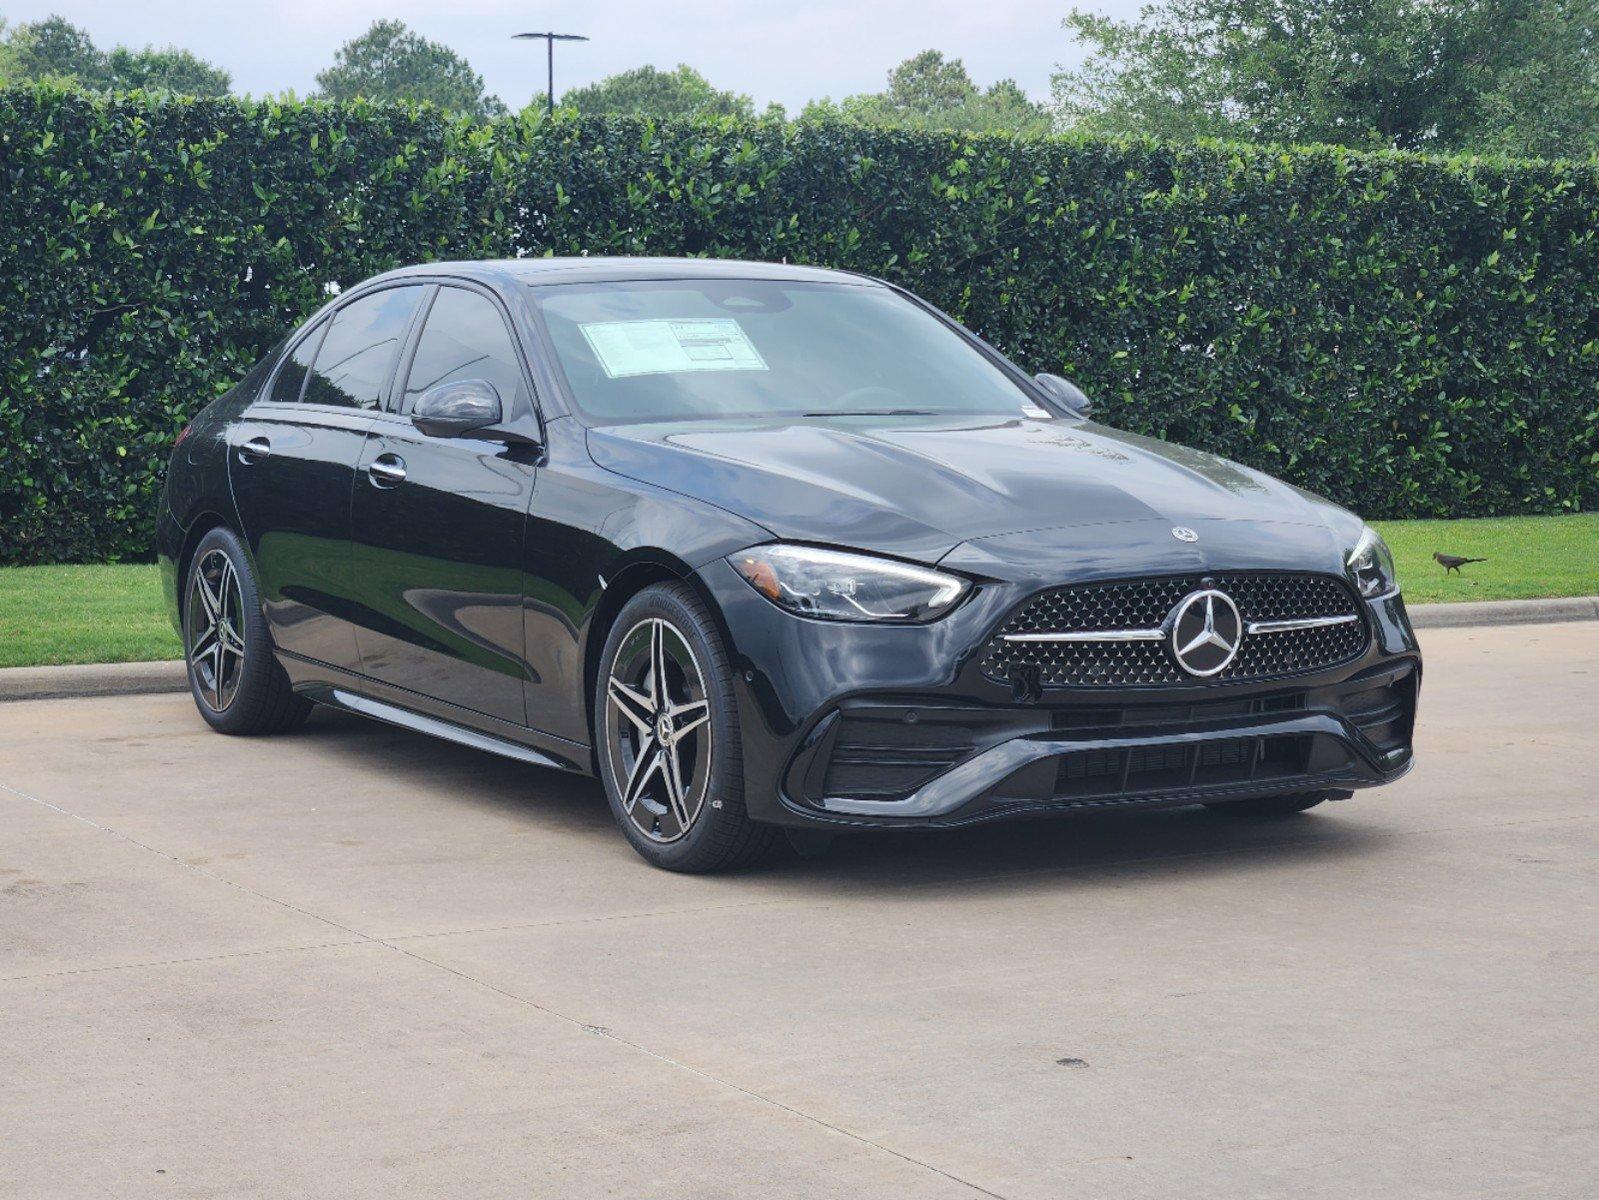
580,318,768,379
1020,404,1053,419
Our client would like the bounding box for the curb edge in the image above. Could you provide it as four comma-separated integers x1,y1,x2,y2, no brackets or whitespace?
1407,595,1599,630
0,659,187,703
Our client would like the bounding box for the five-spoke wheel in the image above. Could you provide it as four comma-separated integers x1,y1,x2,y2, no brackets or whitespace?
604,617,714,843
185,548,247,712
594,582,776,872
181,527,310,735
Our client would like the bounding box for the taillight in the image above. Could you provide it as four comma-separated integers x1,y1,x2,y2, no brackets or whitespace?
174,422,194,449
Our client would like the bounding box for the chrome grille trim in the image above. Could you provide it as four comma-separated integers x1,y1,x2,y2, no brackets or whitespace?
1002,628,1165,643
1004,613,1361,643
1246,614,1361,635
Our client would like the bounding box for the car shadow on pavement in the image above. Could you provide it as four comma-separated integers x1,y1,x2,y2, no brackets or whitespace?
294,707,1386,894
774,804,1383,896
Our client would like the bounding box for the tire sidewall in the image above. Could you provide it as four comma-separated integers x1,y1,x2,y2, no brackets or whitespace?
183,527,279,733
594,583,750,870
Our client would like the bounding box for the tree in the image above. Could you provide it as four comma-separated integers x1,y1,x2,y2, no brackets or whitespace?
105,46,231,97
1053,0,1599,156
1467,1,1599,157
561,64,762,119
6,14,103,85
1,15,231,96
803,50,1053,135
878,49,976,117
315,19,505,116
0,20,17,87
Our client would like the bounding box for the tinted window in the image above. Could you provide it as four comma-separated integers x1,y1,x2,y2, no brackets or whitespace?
403,287,527,413
302,287,422,410
527,280,1031,423
268,322,325,404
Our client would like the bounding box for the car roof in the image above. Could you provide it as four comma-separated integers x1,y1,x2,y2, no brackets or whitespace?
368,256,883,288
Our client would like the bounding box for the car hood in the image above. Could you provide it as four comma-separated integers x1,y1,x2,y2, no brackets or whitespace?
586,414,1353,568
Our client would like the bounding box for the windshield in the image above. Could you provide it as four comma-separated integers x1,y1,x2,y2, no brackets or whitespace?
527,279,1039,423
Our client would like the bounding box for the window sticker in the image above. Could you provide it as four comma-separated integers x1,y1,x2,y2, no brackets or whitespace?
1020,403,1053,419
580,318,769,379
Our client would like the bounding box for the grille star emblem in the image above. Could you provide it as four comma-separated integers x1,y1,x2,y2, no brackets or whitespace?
1170,589,1243,677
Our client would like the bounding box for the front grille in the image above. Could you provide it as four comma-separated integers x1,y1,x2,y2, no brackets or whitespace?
981,573,1366,689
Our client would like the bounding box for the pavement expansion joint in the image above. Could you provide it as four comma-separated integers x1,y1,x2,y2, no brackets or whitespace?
0,939,370,985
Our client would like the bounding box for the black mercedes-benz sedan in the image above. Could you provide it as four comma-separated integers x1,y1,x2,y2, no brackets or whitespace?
157,257,1419,871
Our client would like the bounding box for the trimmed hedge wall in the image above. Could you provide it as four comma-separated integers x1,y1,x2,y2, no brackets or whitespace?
2,86,1596,563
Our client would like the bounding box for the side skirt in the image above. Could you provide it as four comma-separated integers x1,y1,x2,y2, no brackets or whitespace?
279,651,592,775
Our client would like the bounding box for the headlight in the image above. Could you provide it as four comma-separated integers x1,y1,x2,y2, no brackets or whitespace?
730,544,969,623
1346,525,1399,600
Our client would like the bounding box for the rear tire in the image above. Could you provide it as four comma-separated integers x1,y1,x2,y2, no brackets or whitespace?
594,582,776,873
1204,791,1329,818
183,526,311,736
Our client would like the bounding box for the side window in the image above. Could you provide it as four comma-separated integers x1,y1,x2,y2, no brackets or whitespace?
302,287,423,410
268,321,326,404
402,287,528,414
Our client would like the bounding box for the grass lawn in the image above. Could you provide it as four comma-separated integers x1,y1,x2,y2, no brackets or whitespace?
0,563,181,668
0,513,1593,669
1373,513,1599,605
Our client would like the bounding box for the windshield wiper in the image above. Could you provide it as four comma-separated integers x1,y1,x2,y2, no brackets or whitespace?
802,408,939,418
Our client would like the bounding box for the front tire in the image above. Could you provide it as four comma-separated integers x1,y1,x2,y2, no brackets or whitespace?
183,526,311,735
595,582,776,873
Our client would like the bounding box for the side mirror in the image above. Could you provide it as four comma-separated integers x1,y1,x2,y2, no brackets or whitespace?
1033,373,1093,419
412,379,503,439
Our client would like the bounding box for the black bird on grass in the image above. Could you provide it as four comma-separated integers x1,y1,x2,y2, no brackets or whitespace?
1434,551,1487,574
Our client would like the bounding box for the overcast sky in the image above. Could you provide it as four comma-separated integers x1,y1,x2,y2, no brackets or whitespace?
2,1,1142,112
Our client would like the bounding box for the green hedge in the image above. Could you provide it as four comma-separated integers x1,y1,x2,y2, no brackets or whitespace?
2,86,1596,564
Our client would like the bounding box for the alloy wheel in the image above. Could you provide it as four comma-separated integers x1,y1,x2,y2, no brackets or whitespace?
604,617,714,843
186,548,247,711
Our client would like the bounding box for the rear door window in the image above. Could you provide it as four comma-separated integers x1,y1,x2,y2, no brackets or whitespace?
268,321,326,404
302,287,423,410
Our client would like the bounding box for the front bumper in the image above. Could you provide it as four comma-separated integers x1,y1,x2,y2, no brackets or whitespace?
697,558,1420,831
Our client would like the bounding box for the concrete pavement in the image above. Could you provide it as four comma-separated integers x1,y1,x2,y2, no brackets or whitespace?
2,622,1596,1198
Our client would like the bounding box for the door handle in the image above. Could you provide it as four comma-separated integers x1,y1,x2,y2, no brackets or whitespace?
367,454,407,489
237,436,271,465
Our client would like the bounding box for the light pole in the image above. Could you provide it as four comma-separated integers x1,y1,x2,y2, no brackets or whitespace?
512,31,589,115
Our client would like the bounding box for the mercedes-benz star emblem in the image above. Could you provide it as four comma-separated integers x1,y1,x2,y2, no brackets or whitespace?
1171,526,1199,543
1169,589,1243,677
